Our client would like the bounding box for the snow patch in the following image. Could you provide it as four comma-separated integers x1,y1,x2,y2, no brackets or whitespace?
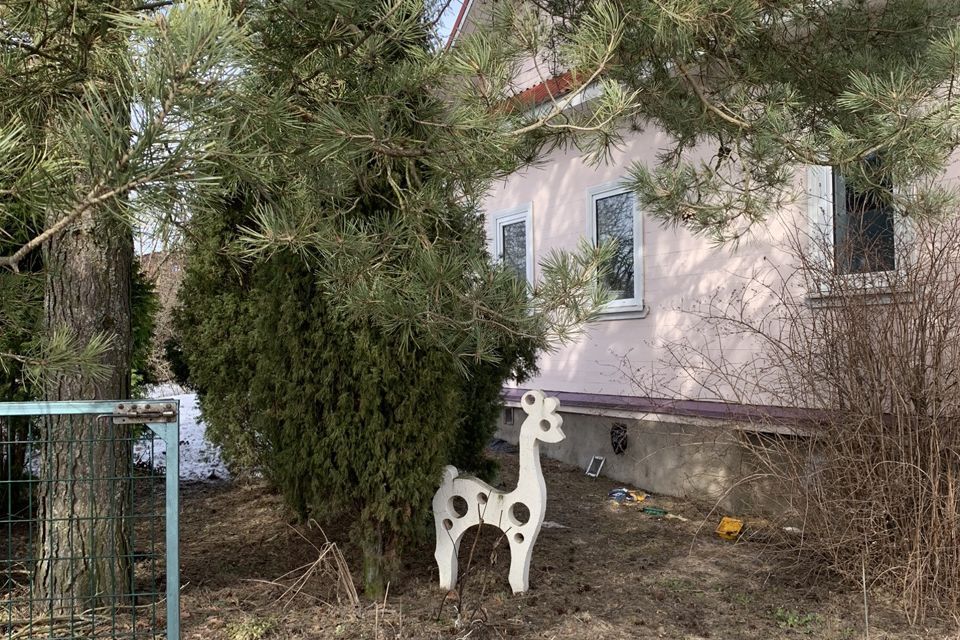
137,386,230,482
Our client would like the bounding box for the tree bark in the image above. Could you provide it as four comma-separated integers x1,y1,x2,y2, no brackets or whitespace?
36,204,133,612
361,525,399,599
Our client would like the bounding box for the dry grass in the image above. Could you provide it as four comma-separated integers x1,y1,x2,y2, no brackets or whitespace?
1,584,161,640
162,452,960,640
240,522,359,611
640,218,960,622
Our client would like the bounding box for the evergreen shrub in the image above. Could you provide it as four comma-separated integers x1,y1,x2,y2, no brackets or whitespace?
175,196,538,594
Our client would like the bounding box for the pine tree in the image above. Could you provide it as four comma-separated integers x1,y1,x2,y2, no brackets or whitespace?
0,0,253,610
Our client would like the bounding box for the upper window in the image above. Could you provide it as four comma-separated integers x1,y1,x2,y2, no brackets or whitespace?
831,168,896,275
588,184,643,311
808,163,898,281
493,205,533,284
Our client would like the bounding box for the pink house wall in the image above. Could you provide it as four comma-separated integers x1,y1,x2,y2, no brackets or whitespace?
483,127,805,401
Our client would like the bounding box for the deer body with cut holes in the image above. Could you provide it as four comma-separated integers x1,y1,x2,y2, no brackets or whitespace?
433,390,565,594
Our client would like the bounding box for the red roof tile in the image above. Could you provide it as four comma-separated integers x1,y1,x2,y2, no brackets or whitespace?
507,71,576,111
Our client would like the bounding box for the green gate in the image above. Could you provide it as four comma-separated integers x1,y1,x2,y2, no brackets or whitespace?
1,401,180,640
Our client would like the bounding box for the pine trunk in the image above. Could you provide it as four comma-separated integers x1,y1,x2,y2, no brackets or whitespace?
362,526,400,599
36,204,133,612
362,533,385,600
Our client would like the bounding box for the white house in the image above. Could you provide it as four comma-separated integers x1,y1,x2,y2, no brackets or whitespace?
450,0,951,511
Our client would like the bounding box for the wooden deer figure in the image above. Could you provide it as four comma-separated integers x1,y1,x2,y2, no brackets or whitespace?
433,389,564,594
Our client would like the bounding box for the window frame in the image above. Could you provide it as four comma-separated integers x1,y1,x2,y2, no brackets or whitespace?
807,165,910,296
493,203,534,285
586,182,646,316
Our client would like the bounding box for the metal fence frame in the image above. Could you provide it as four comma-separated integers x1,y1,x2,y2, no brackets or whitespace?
1,400,180,640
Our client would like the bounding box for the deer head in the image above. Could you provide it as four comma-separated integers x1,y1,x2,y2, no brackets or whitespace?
520,390,565,444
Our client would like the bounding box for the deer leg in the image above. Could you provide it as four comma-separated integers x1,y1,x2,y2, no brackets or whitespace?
507,529,536,594
435,517,461,591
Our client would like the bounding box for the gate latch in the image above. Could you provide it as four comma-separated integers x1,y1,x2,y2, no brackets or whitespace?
113,402,178,424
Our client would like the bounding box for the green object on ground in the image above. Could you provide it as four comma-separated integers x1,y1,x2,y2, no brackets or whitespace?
642,506,668,517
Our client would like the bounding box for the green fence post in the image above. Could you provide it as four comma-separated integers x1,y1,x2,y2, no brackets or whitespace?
2,399,181,640
144,400,180,640
162,419,180,640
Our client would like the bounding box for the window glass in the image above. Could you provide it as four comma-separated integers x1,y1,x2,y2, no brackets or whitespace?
595,192,635,300
500,220,527,282
832,169,895,274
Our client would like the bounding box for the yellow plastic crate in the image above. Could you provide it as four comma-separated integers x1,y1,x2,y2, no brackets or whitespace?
716,516,744,541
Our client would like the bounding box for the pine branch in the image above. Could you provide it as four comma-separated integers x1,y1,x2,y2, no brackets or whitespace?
675,60,750,130
336,1,407,61
0,75,182,272
132,1,175,11
0,1,249,272
0,350,29,365
0,175,157,272
0,36,60,62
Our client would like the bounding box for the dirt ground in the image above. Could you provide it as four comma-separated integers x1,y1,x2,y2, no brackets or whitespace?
172,452,959,640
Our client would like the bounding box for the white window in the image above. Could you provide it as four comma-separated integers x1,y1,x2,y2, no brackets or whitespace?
493,204,533,284
808,164,900,283
587,183,644,314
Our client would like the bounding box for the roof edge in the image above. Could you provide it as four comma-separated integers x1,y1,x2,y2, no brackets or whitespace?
445,0,475,49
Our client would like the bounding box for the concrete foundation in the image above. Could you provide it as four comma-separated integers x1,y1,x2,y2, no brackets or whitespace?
496,406,786,514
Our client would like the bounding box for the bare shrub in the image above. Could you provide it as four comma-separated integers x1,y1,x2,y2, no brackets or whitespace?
434,519,510,635
250,523,360,611
633,215,960,622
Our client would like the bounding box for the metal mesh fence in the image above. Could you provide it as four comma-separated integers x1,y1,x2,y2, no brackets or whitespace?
1,402,179,640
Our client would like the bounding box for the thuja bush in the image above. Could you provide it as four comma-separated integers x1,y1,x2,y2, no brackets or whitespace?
175,194,538,595
131,259,160,392
646,216,960,621
173,1,620,597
